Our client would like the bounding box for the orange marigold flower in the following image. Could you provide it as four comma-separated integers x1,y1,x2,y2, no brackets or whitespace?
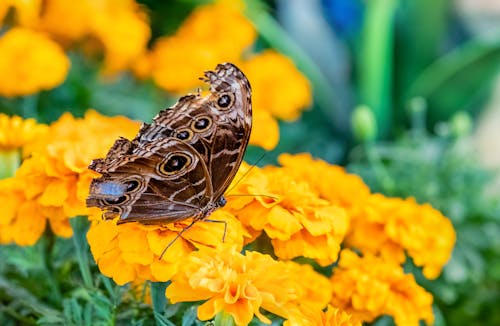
345,194,456,279
37,0,150,74
331,249,434,326
166,246,332,325
0,0,42,27
90,1,150,75
150,0,256,93
226,163,349,266
242,50,312,121
87,210,246,285
0,113,48,152
0,27,70,97
0,177,46,245
277,153,371,209
285,304,361,326
249,109,279,151
0,110,139,244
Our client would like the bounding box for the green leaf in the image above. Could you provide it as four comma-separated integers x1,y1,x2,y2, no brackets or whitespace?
182,306,198,326
405,40,500,122
154,313,176,326
150,282,168,319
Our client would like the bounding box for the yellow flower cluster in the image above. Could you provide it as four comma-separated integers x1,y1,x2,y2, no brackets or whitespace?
86,210,246,285
0,0,150,92
148,1,256,93
226,162,349,266
37,0,150,74
278,153,456,279
331,250,435,326
137,0,311,150
166,246,334,326
0,111,139,245
345,194,456,279
0,27,69,97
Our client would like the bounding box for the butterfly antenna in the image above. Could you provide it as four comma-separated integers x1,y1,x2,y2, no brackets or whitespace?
225,193,279,201
226,152,267,195
159,219,198,260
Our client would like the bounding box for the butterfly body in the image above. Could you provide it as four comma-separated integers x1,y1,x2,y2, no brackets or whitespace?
87,63,251,225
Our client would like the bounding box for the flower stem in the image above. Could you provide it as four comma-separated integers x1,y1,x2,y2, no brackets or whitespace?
365,142,395,194
0,149,21,179
70,216,93,288
21,94,39,119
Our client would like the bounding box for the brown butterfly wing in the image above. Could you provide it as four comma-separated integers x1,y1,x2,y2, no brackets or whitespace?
202,63,252,199
87,138,213,224
133,63,252,199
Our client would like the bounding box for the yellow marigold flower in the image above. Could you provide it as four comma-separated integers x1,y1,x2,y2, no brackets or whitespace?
35,0,90,40
285,304,361,326
0,113,48,152
345,194,456,279
0,177,46,245
250,109,279,150
87,211,246,285
0,110,139,244
166,246,332,325
331,249,434,326
150,1,256,93
37,0,150,74
0,27,70,97
242,50,312,121
0,0,42,27
277,153,371,209
90,2,151,75
226,163,349,266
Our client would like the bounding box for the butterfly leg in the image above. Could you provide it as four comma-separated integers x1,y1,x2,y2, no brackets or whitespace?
203,218,228,243
159,219,198,260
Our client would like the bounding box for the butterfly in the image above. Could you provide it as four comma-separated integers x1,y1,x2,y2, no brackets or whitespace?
86,63,252,231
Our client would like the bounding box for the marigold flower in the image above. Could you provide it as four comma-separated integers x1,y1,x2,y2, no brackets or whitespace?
277,153,371,209
0,177,46,245
284,304,361,326
37,0,150,74
226,163,349,266
345,194,456,279
242,50,312,121
0,0,42,27
331,249,434,326
250,109,279,150
0,113,48,152
90,2,151,75
150,0,256,93
0,27,70,97
87,210,246,285
165,246,332,325
0,110,140,244
277,153,455,279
